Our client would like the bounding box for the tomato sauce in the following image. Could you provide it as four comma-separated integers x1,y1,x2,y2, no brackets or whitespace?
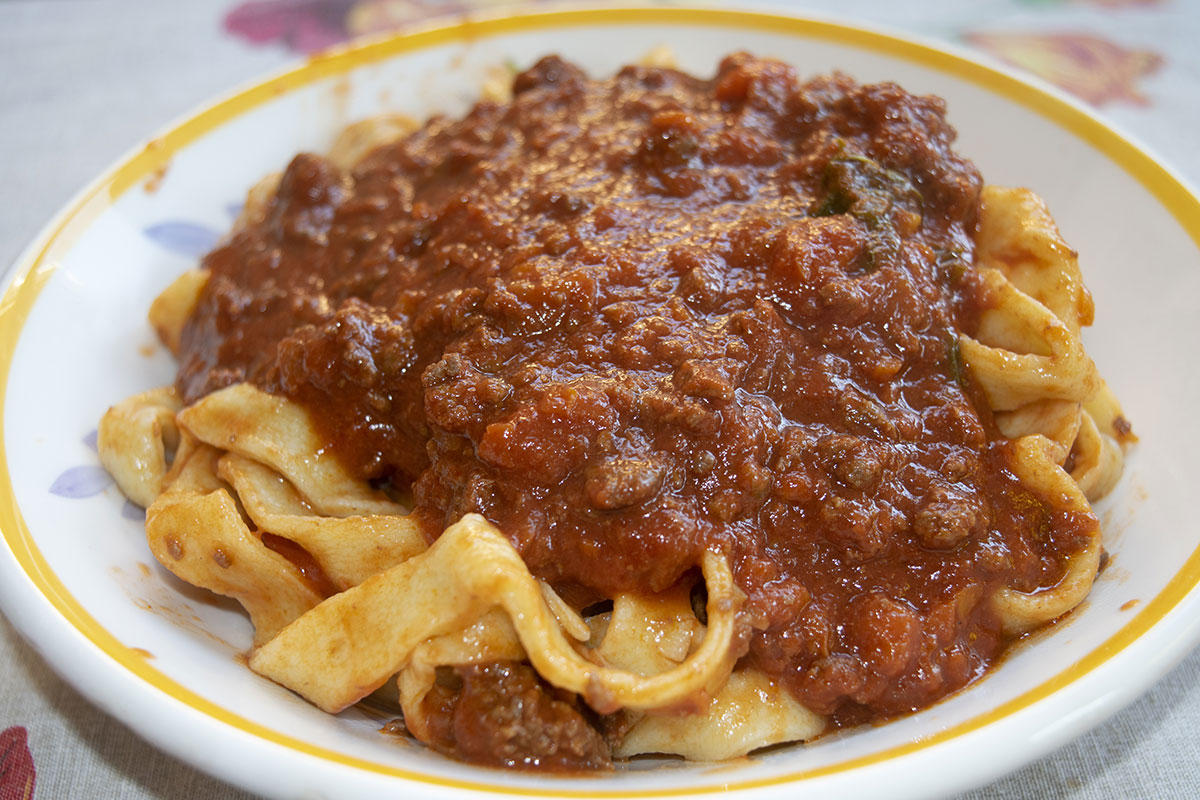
176,54,1097,761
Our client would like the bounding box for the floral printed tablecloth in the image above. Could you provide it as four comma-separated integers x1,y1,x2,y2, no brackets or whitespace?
0,1,1197,798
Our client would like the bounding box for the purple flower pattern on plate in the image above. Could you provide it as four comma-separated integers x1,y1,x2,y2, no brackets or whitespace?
52,429,146,520
50,429,143,521
142,221,221,258
49,466,113,499
50,431,114,499
59,208,238,513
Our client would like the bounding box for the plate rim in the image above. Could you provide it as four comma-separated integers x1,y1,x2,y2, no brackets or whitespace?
2,5,1199,798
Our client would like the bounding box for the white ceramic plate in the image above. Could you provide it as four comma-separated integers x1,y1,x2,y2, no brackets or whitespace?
2,7,1198,799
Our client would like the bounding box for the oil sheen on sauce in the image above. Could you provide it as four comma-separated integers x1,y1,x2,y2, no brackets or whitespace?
175,54,1097,765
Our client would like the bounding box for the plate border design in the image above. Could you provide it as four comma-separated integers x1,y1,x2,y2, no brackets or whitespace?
1,6,1199,796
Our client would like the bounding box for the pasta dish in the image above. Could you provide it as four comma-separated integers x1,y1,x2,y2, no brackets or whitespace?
98,53,1132,770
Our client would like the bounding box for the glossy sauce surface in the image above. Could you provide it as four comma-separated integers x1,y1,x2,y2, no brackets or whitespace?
177,54,1096,759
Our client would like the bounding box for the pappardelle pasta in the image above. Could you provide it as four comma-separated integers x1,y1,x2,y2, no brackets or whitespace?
99,53,1131,770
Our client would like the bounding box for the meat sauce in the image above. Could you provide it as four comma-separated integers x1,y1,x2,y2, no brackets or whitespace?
176,54,1097,766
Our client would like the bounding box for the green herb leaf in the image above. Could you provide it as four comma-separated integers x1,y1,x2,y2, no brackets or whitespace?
946,331,966,387
813,140,922,272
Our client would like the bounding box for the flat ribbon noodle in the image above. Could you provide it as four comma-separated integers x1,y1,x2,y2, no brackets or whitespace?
970,187,1130,504
613,669,824,761
991,434,1103,634
994,399,1082,464
178,383,402,518
596,583,703,678
217,453,425,591
595,585,822,760
1068,410,1124,502
98,385,182,508
230,173,281,234
327,114,418,171
1085,380,1134,445
148,269,209,357
392,576,820,760
958,266,1099,412
1072,379,1131,501
976,186,1094,336
144,436,323,646
249,514,744,715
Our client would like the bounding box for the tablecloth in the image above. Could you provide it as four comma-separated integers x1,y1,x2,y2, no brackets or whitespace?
1,1,1197,797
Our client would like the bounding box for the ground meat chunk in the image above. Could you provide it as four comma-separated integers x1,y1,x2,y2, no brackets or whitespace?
437,662,612,771
913,483,987,549
586,457,666,509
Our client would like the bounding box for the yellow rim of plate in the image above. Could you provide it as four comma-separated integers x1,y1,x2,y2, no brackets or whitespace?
1,6,1198,796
